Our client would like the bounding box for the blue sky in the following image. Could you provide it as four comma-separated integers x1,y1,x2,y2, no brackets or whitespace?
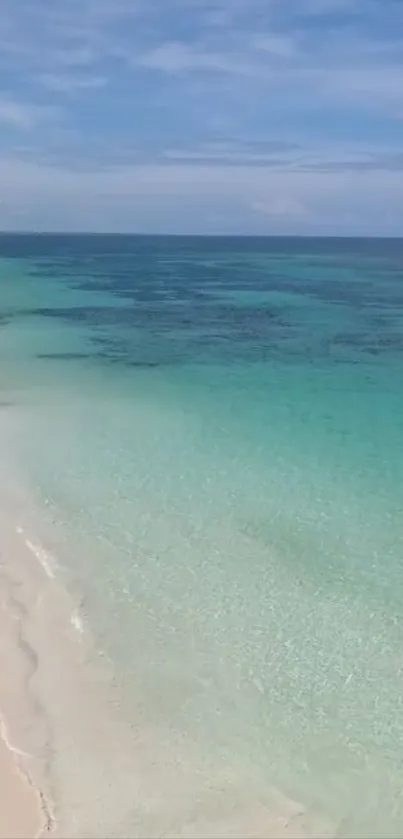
0,0,403,234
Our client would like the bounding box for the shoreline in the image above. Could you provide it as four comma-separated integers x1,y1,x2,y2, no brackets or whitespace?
0,411,332,838
0,482,332,839
0,463,58,839
0,728,43,839
0,593,54,839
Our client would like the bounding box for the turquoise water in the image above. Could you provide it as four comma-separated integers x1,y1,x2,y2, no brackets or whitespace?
1,235,403,836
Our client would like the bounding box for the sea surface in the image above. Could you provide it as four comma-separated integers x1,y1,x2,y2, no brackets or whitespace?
1,234,403,837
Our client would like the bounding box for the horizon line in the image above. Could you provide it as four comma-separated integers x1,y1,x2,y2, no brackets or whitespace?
0,231,402,241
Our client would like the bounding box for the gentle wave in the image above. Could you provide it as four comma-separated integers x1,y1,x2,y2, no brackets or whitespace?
16,526,57,580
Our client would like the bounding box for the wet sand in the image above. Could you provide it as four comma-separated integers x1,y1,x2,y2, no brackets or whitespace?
0,732,42,839
0,498,53,839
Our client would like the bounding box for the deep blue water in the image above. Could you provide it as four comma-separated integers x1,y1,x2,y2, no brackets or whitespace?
2,235,403,368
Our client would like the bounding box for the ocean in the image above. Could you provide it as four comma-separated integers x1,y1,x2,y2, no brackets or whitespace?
1,234,403,837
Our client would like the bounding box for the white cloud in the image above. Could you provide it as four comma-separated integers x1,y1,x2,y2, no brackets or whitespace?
252,35,298,59
38,73,107,93
252,197,309,218
0,0,139,79
328,66,403,107
137,41,251,75
0,98,49,129
0,154,403,235
0,0,402,232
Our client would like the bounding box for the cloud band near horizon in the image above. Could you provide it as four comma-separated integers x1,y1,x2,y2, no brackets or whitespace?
0,0,402,234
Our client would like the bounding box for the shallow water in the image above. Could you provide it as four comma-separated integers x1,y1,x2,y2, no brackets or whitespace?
1,235,403,836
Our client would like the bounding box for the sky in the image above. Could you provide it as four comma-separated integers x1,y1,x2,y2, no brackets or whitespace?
0,0,403,235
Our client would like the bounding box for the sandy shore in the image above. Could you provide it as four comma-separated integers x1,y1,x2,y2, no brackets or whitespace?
0,731,42,839
0,493,53,839
0,603,49,839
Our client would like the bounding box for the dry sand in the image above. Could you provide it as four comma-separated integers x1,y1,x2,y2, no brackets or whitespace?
0,513,52,839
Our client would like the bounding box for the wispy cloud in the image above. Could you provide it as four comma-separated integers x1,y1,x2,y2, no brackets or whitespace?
0,0,402,232
137,41,252,75
38,74,108,94
1,152,403,236
252,197,309,219
0,97,52,129
0,99,34,129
